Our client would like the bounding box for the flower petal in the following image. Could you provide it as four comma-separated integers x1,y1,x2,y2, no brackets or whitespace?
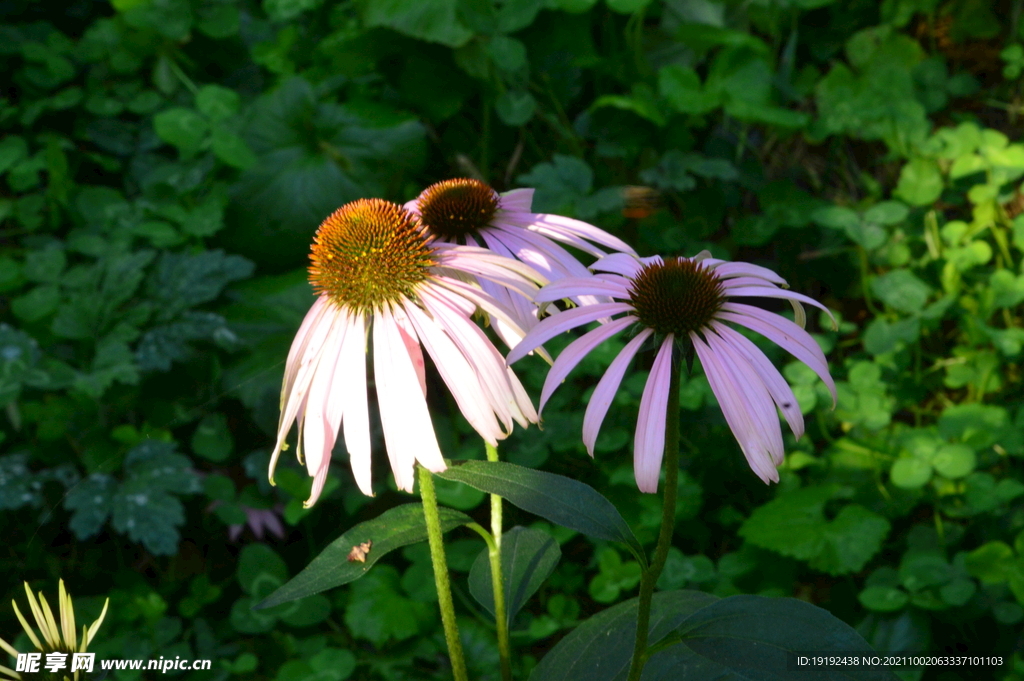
507,302,634,364
534,277,632,303
591,252,644,277
634,336,675,493
504,211,638,256
710,320,804,440
583,326,651,456
338,314,373,496
540,316,634,412
718,303,836,406
711,261,789,286
499,188,534,212
373,308,446,493
724,285,836,328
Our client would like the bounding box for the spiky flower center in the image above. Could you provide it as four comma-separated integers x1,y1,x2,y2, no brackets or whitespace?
628,257,725,337
417,178,500,240
308,199,436,313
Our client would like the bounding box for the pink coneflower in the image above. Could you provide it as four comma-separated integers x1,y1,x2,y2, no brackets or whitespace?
507,251,837,493
271,199,543,506
405,179,636,347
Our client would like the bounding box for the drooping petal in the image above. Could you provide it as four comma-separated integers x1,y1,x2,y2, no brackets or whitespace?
718,303,836,406
503,211,638,256
279,296,329,418
490,223,593,279
405,299,506,444
338,314,373,496
691,332,779,483
301,312,349,485
507,302,635,364
711,261,789,285
391,305,426,395
373,307,446,493
583,326,652,456
540,316,635,412
724,285,836,327
709,320,804,439
634,336,675,493
703,328,785,465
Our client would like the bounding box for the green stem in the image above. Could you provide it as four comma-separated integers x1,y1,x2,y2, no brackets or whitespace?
626,355,682,681
418,465,469,681
486,442,512,681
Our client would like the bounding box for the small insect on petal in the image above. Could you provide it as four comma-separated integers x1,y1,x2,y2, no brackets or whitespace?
347,541,372,563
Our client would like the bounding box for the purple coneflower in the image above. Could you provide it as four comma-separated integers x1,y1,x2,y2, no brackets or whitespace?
271,199,543,505
507,251,837,493
405,179,636,347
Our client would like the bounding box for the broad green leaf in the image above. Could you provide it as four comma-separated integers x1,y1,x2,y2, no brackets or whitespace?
211,126,258,169
890,457,932,488
344,565,433,646
864,200,909,225
263,0,323,22
487,35,527,73
527,590,719,681
931,443,975,478
989,269,1024,308
153,107,209,157
964,541,1016,583
468,526,560,623
195,85,240,122
497,0,544,32
871,269,932,313
863,317,920,355
259,503,472,608
0,136,28,175
894,157,943,206
516,155,593,214
606,0,651,13
658,65,718,115
644,596,898,681
437,460,643,558
495,90,536,126
191,412,234,462
362,0,473,47
859,586,909,612
739,485,890,575
592,85,666,126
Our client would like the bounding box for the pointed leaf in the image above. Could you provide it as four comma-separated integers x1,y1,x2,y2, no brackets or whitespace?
438,460,643,558
643,595,898,680
258,503,472,608
528,590,718,681
468,526,561,623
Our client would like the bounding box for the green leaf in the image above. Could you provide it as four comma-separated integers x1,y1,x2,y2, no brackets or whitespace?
495,90,536,127
863,317,920,355
658,65,718,115
932,443,975,479
894,157,943,205
643,596,897,680
516,155,593,214
497,0,544,32
527,591,719,681
263,0,324,22
606,0,651,12
437,460,644,559
344,565,433,646
890,457,932,488
362,0,473,47
871,269,932,313
0,136,28,175
739,486,890,575
468,526,560,624
153,107,209,157
487,35,527,73
859,586,910,612
259,503,472,608
238,543,289,595
964,541,1016,583
989,269,1024,308
191,412,234,462
197,3,240,37
146,249,254,321
211,126,258,169
195,85,240,122
864,200,909,225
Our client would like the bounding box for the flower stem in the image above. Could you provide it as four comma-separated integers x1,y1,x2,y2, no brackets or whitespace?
486,441,513,681
418,465,469,681
626,355,682,681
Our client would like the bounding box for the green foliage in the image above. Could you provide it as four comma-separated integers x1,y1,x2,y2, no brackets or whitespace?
3,0,1024,677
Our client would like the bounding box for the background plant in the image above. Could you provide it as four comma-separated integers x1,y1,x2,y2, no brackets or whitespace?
1,0,1023,679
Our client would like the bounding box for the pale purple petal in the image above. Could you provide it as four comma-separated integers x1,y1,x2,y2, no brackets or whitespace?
709,320,804,440
691,332,779,483
404,299,506,444
711,262,789,285
718,303,836,406
301,312,350,487
703,328,785,465
591,252,644,277
720,276,786,290
507,302,635,364
373,309,446,493
490,224,593,279
499,188,534,212
279,296,329,423
503,211,638,256
540,316,634,412
634,336,675,493
583,326,652,457
338,313,373,496
534,277,632,303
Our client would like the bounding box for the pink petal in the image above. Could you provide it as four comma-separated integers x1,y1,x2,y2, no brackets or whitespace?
499,188,534,212
691,332,779,483
634,336,675,493
505,211,638,256
490,224,593,279
709,320,804,440
279,296,329,422
337,313,373,496
591,252,644,277
506,302,635,365
391,305,426,395
711,262,788,285
583,326,651,457
373,310,446,493
540,316,634,412
534,277,632,303
301,313,349,482
718,304,836,407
